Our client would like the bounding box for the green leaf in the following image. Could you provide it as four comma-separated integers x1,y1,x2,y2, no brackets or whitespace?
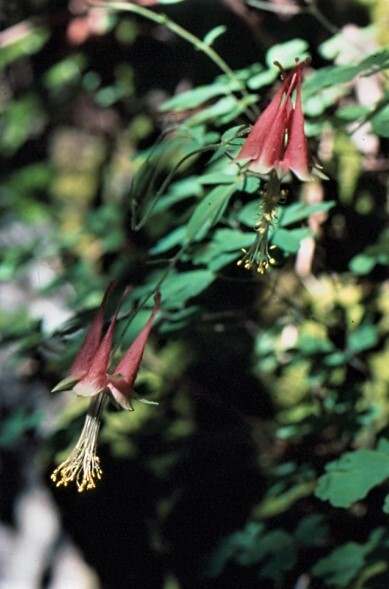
0,26,50,70
161,270,215,309
312,529,384,587
304,49,389,97
237,201,261,227
43,54,87,88
349,254,376,275
279,201,336,227
159,305,201,334
200,172,239,185
255,530,296,579
207,523,265,577
208,523,296,580
347,324,378,354
185,184,236,242
304,85,347,117
0,95,43,155
192,229,253,271
335,104,370,122
297,334,334,355
371,103,389,137
150,226,186,255
220,125,247,143
349,229,389,274
160,82,235,111
247,68,278,91
315,442,389,508
203,25,227,47
153,176,204,214
295,514,329,546
185,96,241,126
312,542,370,587
266,39,310,69
272,227,312,253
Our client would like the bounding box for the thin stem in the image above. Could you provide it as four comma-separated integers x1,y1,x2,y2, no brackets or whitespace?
87,391,108,419
305,0,339,35
131,143,221,231
245,0,300,15
89,1,247,97
246,0,339,36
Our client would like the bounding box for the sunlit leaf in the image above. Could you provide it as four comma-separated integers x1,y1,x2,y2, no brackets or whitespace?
347,324,378,353
203,25,227,47
315,440,389,508
279,201,335,226
349,229,389,274
185,184,236,242
266,39,310,69
272,227,313,253
371,103,389,137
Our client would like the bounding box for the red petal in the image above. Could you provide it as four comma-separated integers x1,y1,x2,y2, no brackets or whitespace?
106,377,134,410
248,98,290,174
74,286,132,397
69,281,116,379
110,293,161,394
281,70,311,181
236,82,286,162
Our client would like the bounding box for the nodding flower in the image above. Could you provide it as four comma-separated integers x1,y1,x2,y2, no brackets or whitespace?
236,58,312,182
51,283,161,492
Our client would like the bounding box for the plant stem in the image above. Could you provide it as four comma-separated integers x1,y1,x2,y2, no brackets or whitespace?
90,1,247,96
246,0,339,35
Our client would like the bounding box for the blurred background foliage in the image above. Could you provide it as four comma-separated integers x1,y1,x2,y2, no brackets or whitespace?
1,0,389,588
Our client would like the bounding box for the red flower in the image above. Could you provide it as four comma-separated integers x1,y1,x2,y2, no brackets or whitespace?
53,283,161,410
51,284,161,491
236,59,312,181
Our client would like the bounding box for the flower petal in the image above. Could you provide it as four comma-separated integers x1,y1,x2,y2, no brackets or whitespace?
74,286,132,398
236,82,286,163
109,293,161,403
280,69,312,181
106,376,134,411
69,281,116,380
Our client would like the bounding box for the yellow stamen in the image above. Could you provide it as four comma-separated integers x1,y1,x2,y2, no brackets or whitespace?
51,414,102,492
51,394,106,492
237,171,282,275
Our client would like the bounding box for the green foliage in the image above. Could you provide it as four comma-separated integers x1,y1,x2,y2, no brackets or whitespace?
208,522,297,580
0,409,42,448
315,440,389,509
2,1,389,587
312,529,385,587
349,229,389,274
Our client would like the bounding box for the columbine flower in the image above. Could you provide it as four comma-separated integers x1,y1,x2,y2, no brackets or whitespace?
235,58,316,274
236,57,312,181
51,283,161,492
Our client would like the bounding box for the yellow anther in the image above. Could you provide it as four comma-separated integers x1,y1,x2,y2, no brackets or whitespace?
51,415,102,492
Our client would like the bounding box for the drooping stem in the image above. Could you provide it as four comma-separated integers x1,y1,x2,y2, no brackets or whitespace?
89,1,247,97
